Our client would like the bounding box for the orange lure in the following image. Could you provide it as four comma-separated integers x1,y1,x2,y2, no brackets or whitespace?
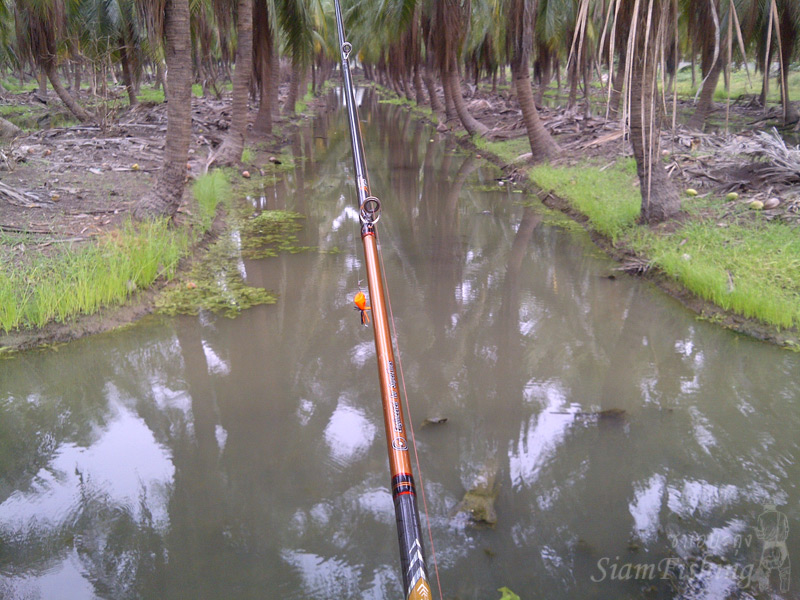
353,291,371,326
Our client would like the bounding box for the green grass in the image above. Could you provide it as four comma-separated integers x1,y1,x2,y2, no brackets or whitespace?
136,87,165,104
241,146,254,164
530,158,641,242
0,170,236,333
0,219,188,332
378,97,412,106
193,170,231,233
525,154,800,330
0,104,35,117
294,83,315,114
673,67,800,104
473,137,531,164
633,219,800,329
192,83,204,98
370,83,437,122
1,77,38,93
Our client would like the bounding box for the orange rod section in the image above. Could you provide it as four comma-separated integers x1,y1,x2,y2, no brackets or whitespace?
361,231,412,477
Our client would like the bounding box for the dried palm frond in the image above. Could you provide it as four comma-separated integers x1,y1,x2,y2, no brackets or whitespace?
615,256,653,275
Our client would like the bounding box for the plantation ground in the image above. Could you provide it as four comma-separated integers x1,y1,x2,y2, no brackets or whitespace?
0,83,322,352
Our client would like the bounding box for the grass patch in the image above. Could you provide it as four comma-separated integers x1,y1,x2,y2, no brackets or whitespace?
1,77,38,93
673,67,800,104
294,82,315,114
530,158,641,242
0,103,48,130
0,219,188,332
378,96,414,107
632,219,800,329
193,170,231,233
474,137,531,164
369,83,436,122
0,104,35,117
136,87,165,104
523,155,800,331
241,146,254,164
0,170,235,333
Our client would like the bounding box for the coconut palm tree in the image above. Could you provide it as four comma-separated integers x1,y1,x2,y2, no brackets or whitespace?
214,0,253,165
253,0,277,136
133,0,193,219
624,0,680,223
686,0,726,130
534,0,564,103
279,0,314,115
77,0,144,107
431,0,489,136
14,0,93,122
755,0,800,124
506,0,559,161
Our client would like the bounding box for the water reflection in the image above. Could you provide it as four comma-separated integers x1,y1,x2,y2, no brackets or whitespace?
1,92,799,599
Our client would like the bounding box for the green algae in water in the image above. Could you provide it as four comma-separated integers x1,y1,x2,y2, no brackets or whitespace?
497,588,521,600
157,235,275,318
157,210,310,317
238,210,310,259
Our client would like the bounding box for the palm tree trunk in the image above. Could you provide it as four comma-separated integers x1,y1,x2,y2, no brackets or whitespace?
554,58,560,90
630,11,680,224
44,62,92,122
688,57,723,130
512,60,558,162
447,66,489,137
442,72,458,122
422,66,443,113
37,69,47,98
401,73,413,101
253,0,274,137
446,67,489,136
285,61,302,114
73,60,81,93
760,60,769,109
608,48,627,117
120,43,138,107
567,52,579,108
134,0,193,219
778,8,798,124
270,48,280,118
413,62,426,105
534,45,552,104
215,0,253,164
157,61,168,99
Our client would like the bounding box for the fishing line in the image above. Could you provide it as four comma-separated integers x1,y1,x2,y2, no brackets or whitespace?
375,228,444,600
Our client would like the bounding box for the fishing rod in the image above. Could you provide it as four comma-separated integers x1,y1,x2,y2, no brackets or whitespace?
333,2,433,599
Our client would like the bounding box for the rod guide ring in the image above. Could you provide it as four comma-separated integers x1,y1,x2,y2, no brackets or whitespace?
342,42,352,59
360,197,381,224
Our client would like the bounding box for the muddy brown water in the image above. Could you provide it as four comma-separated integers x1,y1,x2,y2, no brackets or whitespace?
1,92,799,600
